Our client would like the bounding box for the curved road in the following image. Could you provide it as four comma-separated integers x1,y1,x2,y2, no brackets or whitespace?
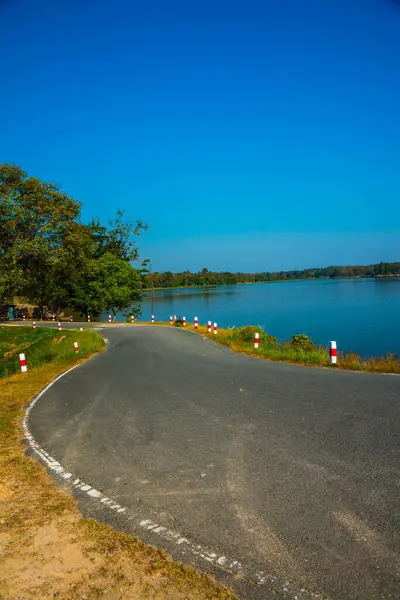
28,324,400,600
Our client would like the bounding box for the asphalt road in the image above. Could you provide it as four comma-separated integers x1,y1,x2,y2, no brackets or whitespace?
27,324,400,600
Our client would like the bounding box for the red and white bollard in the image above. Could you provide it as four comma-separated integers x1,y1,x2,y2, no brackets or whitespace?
194,316,198,330
207,321,212,333
214,322,217,335
330,341,337,365
130,315,135,323
170,316,173,325
108,315,112,323
183,316,186,326
57,322,62,331
19,353,27,373
254,332,259,349
32,321,36,329
52,315,55,322
22,315,26,321
151,315,155,323
73,342,79,353
87,315,91,322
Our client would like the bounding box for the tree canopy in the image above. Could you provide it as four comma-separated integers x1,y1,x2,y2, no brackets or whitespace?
0,164,146,318
143,262,400,289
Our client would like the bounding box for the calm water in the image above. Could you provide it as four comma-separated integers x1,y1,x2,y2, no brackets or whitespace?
137,279,400,357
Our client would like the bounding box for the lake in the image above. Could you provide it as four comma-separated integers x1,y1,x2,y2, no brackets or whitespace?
137,278,400,357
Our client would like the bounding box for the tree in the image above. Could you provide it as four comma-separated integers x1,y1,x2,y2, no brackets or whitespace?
0,163,146,319
70,253,143,318
0,163,83,306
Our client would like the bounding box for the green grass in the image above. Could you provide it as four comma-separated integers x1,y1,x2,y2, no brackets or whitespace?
0,326,105,378
166,322,400,374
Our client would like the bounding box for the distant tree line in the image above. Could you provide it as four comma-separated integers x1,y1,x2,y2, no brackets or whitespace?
144,263,400,289
0,164,146,319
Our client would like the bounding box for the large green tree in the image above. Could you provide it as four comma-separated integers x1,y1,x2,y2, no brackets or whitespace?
0,164,146,318
0,164,85,309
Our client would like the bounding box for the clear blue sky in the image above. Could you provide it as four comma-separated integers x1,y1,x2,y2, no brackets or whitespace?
1,0,399,272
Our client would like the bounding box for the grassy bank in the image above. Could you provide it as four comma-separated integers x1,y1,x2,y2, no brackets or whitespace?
0,325,235,600
136,320,400,374
0,326,105,378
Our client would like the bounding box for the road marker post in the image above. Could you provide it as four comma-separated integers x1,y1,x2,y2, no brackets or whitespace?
108,315,112,323
73,342,79,353
330,341,337,365
52,315,55,322
32,321,36,329
214,322,218,335
207,321,212,333
57,322,62,331
87,315,91,322
254,332,259,349
194,316,198,330
19,353,27,373
183,316,187,326
170,316,173,325
151,315,155,323
130,315,135,323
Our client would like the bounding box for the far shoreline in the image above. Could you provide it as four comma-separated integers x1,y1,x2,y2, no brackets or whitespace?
143,275,398,292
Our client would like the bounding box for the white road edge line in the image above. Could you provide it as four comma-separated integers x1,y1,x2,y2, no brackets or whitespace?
22,362,322,600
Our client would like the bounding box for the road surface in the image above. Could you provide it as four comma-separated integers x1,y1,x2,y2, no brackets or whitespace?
27,324,400,600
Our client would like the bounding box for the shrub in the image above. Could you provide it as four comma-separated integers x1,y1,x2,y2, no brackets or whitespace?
292,333,314,351
260,332,279,349
235,325,259,342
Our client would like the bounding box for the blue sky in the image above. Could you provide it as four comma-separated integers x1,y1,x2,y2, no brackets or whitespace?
1,0,399,271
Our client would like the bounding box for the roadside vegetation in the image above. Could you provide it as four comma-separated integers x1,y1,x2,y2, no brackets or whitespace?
166,321,400,374
0,326,105,378
0,325,235,599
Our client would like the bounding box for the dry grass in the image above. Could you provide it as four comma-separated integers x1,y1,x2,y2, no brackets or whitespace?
0,340,235,599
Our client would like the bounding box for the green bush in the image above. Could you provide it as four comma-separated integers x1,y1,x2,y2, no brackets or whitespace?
260,331,279,349
292,333,314,351
235,326,259,342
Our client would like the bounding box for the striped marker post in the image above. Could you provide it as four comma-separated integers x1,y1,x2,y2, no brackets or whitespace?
183,316,187,326
87,315,91,322
194,316,198,330
214,322,218,335
130,315,135,323
57,322,62,331
73,342,79,353
32,321,36,329
19,353,27,373
22,315,26,321
207,321,212,333
108,315,112,323
330,341,337,365
170,316,173,325
254,332,259,349
52,315,55,322
151,315,155,323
